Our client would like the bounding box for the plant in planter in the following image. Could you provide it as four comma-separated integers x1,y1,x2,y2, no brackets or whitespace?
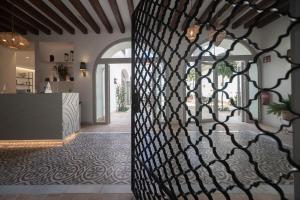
116,83,129,112
267,95,294,121
56,64,68,81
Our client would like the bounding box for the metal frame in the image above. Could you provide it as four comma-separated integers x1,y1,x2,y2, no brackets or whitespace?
290,0,300,199
132,0,300,199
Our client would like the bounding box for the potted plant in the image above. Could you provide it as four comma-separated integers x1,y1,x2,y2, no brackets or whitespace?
267,95,294,121
57,64,68,81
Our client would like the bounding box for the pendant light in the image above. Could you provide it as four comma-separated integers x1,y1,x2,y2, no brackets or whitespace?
186,24,200,42
186,0,201,42
0,7,29,50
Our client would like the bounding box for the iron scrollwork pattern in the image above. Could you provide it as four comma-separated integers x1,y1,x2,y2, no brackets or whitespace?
131,0,300,199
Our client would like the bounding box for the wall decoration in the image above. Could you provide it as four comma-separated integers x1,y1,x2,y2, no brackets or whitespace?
70,51,74,62
263,55,271,63
50,55,54,62
64,53,69,62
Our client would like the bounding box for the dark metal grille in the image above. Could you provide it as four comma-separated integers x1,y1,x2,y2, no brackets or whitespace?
131,0,300,199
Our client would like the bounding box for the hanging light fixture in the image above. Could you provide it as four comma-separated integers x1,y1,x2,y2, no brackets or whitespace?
185,0,201,42
0,7,30,50
186,24,200,42
207,21,226,46
0,32,29,49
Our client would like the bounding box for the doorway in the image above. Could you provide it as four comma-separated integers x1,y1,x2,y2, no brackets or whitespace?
95,40,132,126
186,39,258,124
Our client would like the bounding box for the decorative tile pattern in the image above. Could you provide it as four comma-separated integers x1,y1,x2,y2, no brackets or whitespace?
0,133,131,185
62,93,80,138
0,131,293,187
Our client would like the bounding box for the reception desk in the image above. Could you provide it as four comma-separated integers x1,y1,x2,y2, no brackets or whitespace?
0,93,80,141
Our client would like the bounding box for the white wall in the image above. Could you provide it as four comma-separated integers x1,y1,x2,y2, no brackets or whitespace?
28,32,130,124
0,46,16,94
25,15,290,127
259,17,292,127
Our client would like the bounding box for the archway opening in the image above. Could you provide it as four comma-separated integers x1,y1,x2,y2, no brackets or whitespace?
95,41,132,126
186,38,259,123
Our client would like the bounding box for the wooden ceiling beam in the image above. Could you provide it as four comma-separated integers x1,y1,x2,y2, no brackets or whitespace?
156,0,170,31
0,24,10,32
89,0,113,33
232,0,276,29
49,0,88,34
108,0,125,33
210,2,232,26
127,0,134,19
69,0,100,34
197,0,221,25
181,0,204,31
0,20,27,35
28,0,75,34
158,0,170,21
256,2,289,28
244,0,288,28
1,0,51,35
220,0,259,25
0,9,39,35
10,0,63,34
170,0,187,30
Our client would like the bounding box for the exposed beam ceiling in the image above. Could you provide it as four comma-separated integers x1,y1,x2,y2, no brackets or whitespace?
232,0,275,29
244,0,288,28
127,0,134,19
256,2,289,28
157,0,170,31
69,0,100,34
89,0,113,33
108,0,125,33
28,0,75,34
10,0,63,34
0,20,27,35
1,0,51,35
198,0,220,24
210,2,232,26
0,0,287,35
220,0,260,25
181,0,204,31
0,9,39,35
170,0,187,30
49,0,88,34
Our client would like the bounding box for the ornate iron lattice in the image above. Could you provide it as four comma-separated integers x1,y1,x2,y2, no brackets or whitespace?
131,0,300,199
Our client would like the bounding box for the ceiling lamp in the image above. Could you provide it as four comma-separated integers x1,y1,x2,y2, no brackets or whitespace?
0,32,29,50
186,24,200,42
207,25,226,47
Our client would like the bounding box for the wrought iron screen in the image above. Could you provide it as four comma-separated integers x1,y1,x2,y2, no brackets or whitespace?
131,0,300,199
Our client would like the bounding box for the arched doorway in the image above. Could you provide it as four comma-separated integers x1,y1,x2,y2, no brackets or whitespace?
186,38,260,123
94,39,132,124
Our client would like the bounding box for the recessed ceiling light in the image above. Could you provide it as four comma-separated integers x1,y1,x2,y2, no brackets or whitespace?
26,56,30,59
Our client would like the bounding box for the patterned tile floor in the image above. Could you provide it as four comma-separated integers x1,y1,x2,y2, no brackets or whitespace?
0,133,131,185
0,131,294,188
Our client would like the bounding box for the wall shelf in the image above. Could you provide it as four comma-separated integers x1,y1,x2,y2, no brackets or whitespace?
16,71,34,93
42,61,74,65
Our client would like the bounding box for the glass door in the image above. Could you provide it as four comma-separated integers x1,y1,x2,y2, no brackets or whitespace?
186,62,218,123
200,62,217,122
96,64,109,123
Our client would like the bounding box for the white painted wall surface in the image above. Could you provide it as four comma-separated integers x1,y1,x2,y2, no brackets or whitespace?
27,32,130,124
25,15,289,127
259,17,292,127
0,46,16,94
